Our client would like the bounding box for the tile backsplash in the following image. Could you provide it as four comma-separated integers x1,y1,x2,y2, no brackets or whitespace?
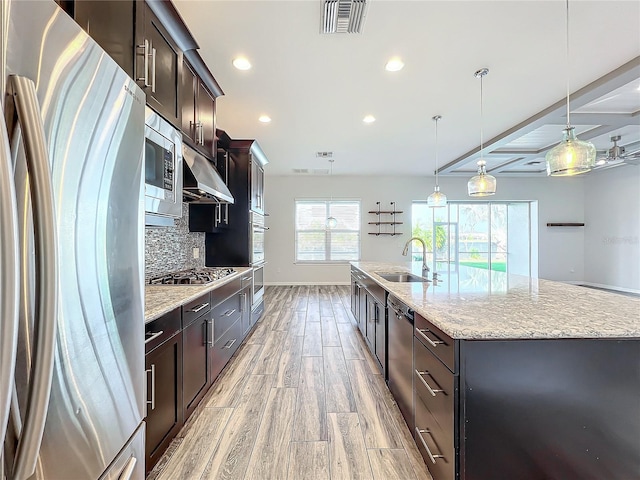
145,204,205,280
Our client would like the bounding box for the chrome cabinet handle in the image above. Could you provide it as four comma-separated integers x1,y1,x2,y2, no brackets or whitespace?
150,45,157,93
197,122,204,145
215,203,221,225
144,330,164,344
239,294,245,312
190,302,209,313
137,40,150,86
415,370,445,397
118,456,137,480
415,428,445,464
0,96,20,451
146,364,156,411
223,309,236,317
9,75,59,480
416,328,444,348
223,204,229,224
208,319,214,346
223,339,237,349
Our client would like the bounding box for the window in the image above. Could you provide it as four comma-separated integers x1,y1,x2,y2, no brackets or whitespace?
411,201,536,276
295,200,360,262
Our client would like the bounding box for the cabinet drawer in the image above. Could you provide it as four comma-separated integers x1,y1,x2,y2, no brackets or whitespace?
415,393,455,480
182,292,211,327
211,317,243,381
211,276,242,306
212,292,242,341
415,312,456,373
414,338,455,445
145,308,181,354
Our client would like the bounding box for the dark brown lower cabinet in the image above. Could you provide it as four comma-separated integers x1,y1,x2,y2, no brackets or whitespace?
145,326,183,474
411,311,640,480
182,312,211,421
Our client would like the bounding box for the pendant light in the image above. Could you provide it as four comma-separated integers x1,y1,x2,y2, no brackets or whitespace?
545,0,596,176
427,115,447,207
468,68,496,196
326,159,338,229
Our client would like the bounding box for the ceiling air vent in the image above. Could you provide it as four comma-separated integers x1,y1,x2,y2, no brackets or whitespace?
313,168,330,175
321,0,369,34
316,151,333,158
292,168,310,174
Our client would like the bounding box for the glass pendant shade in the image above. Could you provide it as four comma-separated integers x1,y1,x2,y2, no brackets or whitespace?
427,186,447,207
546,127,596,176
467,161,496,196
326,216,338,229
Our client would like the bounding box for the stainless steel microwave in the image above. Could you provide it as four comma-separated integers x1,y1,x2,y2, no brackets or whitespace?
144,107,183,224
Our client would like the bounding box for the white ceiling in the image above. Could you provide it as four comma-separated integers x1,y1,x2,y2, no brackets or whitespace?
173,0,640,177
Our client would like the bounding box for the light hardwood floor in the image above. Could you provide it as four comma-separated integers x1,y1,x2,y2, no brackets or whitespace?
148,285,432,480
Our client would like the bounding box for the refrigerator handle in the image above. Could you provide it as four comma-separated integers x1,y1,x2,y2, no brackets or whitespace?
8,75,59,480
0,98,20,450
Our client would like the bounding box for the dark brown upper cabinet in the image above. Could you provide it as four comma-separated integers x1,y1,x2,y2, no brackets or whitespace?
181,50,224,160
60,0,203,129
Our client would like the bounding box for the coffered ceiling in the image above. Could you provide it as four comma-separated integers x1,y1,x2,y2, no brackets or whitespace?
173,0,640,177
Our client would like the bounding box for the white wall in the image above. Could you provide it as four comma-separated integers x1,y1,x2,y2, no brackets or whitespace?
264,174,586,285
583,165,640,293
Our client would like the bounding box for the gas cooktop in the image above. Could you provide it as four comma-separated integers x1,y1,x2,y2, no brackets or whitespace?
149,267,236,285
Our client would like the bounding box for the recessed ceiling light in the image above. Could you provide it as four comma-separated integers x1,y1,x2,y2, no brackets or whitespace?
363,115,376,124
232,57,251,70
385,57,404,72
258,115,271,123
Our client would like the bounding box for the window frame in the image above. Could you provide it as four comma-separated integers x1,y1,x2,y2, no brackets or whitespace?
294,198,361,264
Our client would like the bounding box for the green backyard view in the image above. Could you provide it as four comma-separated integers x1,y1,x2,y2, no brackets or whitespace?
459,261,507,272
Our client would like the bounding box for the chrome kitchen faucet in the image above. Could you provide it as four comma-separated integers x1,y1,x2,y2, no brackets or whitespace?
402,237,430,280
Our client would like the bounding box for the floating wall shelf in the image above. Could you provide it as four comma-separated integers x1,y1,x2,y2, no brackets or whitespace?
546,223,585,227
369,202,403,236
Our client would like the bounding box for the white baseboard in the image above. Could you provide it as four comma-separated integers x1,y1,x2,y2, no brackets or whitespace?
265,281,350,286
577,281,640,295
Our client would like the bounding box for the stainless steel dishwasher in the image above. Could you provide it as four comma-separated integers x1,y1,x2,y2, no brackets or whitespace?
387,294,415,433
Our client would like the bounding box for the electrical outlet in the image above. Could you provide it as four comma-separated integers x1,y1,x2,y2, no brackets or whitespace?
193,248,200,259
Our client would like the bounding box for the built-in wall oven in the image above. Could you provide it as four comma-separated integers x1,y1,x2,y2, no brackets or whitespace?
251,211,267,307
144,106,183,225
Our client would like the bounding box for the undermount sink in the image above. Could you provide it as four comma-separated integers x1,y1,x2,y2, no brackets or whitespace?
376,272,429,283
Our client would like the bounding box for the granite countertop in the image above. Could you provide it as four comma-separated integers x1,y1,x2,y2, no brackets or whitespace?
145,267,253,323
351,261,640,340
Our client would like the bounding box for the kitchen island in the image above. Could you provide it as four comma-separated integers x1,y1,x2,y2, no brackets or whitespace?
351,261,640,480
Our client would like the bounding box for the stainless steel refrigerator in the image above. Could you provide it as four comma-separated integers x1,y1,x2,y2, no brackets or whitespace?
1,1,146,479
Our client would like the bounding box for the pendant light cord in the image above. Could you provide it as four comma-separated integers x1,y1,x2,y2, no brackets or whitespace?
480,74,484,160
434,117,439,187
565,0,572,128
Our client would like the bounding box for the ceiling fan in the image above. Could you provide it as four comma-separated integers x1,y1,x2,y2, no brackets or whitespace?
594,135,640,169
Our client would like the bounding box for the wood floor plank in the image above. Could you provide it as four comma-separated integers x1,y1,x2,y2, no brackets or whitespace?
333,304,352,324
337,323,365,360
289,311,307,336
200,375,274,480
303,321,323,357
203,343,264,407
368,449,421,480
321,316,341,347
292,356,327,441
347,359,403,449
323,346,357,413
246,315,272,345
274,334,303,388
294,287,309,311
245,388,298,480
319,300,334,316
327,413,374,480
156,408,232,480
273,308,294,331
370,375,433,480
253,330,288,374
306,305,321,322
287,442,330,480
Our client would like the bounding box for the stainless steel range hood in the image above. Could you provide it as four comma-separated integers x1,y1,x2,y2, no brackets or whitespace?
182,144,234,203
